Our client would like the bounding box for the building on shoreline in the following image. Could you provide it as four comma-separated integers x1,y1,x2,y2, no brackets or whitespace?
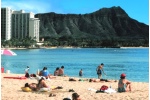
1,7,40,42
1,7,12,40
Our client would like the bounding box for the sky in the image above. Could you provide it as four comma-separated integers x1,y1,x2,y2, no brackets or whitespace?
1,0,149,25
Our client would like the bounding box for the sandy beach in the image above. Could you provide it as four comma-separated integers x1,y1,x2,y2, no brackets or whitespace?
1,73,149,100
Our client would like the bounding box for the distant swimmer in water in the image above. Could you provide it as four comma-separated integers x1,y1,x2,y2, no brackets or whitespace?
79,69,83,77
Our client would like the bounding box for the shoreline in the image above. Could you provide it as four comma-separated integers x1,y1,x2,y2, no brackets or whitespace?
1,46,149,50
1,73,148,83
1,73,149,100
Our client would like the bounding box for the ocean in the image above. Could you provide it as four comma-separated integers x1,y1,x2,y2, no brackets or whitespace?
1,47,149,82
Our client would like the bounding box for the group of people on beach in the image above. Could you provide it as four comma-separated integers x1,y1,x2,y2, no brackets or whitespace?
25,65,65,78
23,66,82,100
23,63,132,99
24,66,59,91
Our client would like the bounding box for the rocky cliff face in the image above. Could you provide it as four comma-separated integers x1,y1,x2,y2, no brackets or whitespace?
35,6,149,47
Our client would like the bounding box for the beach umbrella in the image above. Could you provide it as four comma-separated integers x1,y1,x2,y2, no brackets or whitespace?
1,49,17,56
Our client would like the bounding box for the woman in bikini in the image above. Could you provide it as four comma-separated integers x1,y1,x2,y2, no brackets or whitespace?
118,73,132,92
24,83,38,91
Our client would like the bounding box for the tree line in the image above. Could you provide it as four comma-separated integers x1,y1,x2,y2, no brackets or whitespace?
1,36,148,48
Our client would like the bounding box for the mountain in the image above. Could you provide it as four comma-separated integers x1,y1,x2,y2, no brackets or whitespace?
35,6,149,47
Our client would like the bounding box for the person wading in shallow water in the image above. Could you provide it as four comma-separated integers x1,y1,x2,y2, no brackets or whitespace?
79,69,83,77
96,63,106,79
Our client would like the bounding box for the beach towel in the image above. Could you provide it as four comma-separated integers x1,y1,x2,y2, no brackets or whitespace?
4,76,27,80
104,88,117,94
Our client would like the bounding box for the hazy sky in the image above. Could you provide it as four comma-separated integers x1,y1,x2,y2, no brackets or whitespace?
1,0,149,25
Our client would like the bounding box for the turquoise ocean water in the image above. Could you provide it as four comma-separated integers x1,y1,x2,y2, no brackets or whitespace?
1,47,149,82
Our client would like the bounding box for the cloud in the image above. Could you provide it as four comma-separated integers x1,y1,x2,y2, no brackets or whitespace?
1,0,52,14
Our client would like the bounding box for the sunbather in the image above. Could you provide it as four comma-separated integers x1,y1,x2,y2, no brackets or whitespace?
24,77,61,91
24,83,38,91
69,77,88,81
89,78,113,82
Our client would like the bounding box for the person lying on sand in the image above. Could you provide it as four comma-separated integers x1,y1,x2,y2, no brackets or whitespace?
24,77,62,91
89,78,115,82
69,77,88,81
24,83,37,91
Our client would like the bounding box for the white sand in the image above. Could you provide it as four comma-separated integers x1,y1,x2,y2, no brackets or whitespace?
1,73,149,100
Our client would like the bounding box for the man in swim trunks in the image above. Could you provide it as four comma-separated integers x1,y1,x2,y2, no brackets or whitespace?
96,63,106,79
118,73,132,92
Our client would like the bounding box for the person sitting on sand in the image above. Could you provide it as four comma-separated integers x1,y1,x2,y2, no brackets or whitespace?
37,77,63,90
118,73,132,92
40,67,56,79
54,67,59,76
58,66,65,76
37,77,50,89
89,78,113,82
72,93,81,100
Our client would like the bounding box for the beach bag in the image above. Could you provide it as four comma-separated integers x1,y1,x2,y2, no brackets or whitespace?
100,85,108,92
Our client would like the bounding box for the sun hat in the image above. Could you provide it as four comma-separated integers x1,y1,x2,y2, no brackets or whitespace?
121,73,126,77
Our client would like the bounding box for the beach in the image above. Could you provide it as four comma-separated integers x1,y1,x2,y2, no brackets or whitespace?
1,73,149,100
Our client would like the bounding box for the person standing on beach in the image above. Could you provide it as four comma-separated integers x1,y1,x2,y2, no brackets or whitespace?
96,63,106,79
25,66,30,78
25,66,29,74
79,69,83,77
